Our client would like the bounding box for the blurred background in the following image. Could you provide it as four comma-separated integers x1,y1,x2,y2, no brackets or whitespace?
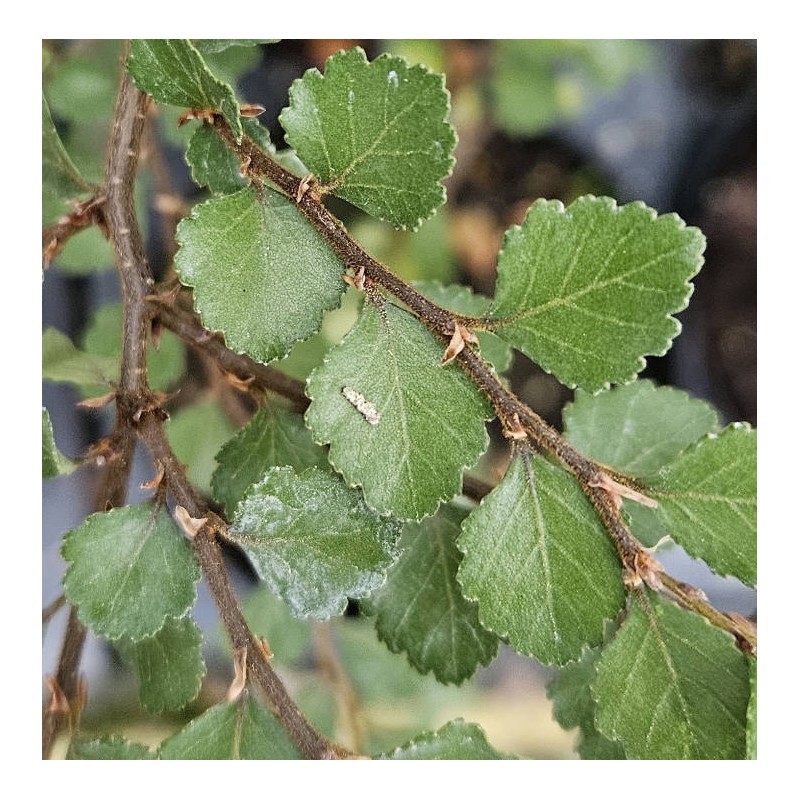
43,39,756,758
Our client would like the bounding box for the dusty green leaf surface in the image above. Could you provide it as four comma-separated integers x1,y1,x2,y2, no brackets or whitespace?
42,408,75,478
229,467,402,618
62,504,200,641
115,617,205,713
42,94,92,200
563,379,719,476
413,280,513,373
159,694,301,759
127,39,242,140
489,196,705,391
280,46,455,229
547,647,625,759
70,737,155,760
306,302,490,520
457,452,625,665
212,403,329,517
380,719,505,759
593,591,750,759
372,503,498,684
186,118,272,195
42,327,117,389
646,423,756,586
174,187,345,364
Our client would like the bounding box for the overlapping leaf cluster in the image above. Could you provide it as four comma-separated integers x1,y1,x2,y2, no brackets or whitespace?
44,39,756,760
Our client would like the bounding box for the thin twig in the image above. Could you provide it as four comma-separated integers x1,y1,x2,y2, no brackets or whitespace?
96,53,349,759
137,414,348,759
42,595,66,626
210,117,755,653
150,295,310,411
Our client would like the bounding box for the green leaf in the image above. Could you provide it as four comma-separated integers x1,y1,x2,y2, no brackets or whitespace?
212,403,329,517
81,302,186,394
489,196,705,391
379,720,506,759
593,590,750,759
159,693,301,759
746,657,757,759
42,327,117,388
229,466,402,618
42,94,93,200
166,400,235,496
372,503,498,684
562,379,720,548
619,502,669,550
457,451,625,665
69,737,155,760
174,187,346,364
306,301,490,520
115,616,205,713
186,117,272,195
547,647,626,760
646,423,756,586
194,39,278,55
127,39,242,140
62,504,200,641
280,46,456,229
412,280,513,373
563,379,719,476
42,408,75,478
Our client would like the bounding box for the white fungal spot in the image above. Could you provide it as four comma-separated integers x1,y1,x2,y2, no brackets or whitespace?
342,386,380,425
387,69,399,89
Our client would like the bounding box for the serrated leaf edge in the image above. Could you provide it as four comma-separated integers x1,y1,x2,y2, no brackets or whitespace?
455,456,625,666
562,378,721,477
489,195,706,392
645,421,756,586
279,46,457,231
174,188,347,365
228,465,401,619
303,303,490,522
61,505,201,642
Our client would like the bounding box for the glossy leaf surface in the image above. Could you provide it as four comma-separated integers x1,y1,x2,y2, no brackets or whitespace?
646,424,757,586
159,694,301,759
115,616,205,713
127,39,242,139
372,503,498,684
212,403,329,517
